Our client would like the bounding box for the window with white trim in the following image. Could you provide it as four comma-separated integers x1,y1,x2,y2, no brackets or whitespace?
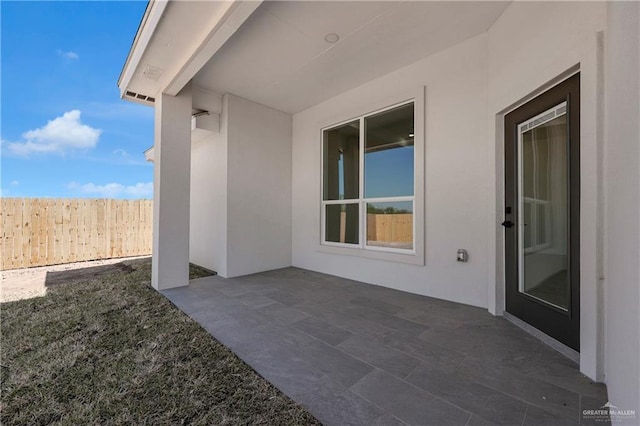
321,101,415,253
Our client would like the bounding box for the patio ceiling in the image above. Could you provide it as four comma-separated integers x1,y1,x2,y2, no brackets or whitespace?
193,1,510,113
119,0,261,103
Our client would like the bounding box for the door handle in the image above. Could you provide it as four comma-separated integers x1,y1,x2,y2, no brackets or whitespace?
501,220,514,228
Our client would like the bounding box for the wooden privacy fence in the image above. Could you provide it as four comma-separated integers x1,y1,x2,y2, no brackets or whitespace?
337,211,413,245
1,198,152,270
367,213,413,244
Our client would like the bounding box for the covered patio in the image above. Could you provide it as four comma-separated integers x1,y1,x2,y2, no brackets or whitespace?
163,268,608,425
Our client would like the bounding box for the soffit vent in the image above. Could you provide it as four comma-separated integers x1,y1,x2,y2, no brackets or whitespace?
125,90,155,105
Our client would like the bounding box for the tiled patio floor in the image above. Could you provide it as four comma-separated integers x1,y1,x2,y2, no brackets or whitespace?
162,267,609,426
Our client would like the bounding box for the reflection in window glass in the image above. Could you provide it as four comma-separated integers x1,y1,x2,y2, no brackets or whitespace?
537,204,548,245
366,201,413,250
325,203,359,244
523,202,532,249
536,138,549,200
522,132,534,198
323,121,359,200
365,103,414,198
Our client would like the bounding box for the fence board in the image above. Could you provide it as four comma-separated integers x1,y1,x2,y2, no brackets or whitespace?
116,201,124,258
21,200,31,269
46,199,55,264
89,199,98,260
53,199,64,264
105,199,112,258
12,199,22,269
2,200,8,268
30,199,40,267
97,199,103,258
144,200,151,253
79,199,89,261
66,200,74,263
39,199,48,265
124,201,131,257
129,201,136,256
1,199,11,269
0,198,152,270
134,201,141,256
75,199,83,261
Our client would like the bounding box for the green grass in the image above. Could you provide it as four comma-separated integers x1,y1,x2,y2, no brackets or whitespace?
0,259,320,425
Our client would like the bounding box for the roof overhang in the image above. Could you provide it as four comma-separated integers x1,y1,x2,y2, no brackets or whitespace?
118,0,262,105
144,146,154,162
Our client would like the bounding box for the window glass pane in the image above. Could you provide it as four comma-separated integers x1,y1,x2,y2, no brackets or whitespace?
536,137,549,200
520,112,569,310
523,201,532,249
522,132,534,198
323,121,359,200
325,203,359,244
364,103,414,198
366,201,413,250
536,203,549,245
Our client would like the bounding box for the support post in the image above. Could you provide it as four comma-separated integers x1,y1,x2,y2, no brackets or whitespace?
152,84,192,290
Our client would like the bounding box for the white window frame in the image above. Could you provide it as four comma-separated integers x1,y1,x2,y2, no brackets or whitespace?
318,87,425,266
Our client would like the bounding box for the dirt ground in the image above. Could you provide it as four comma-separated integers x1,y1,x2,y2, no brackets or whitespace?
0,256,151,303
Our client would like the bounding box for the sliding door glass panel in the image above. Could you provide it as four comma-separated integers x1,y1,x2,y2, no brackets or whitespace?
518,103,569,311
323,121,360,200
364,104,414,198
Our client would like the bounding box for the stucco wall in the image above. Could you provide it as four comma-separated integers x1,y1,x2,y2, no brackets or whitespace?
225,94,293,277
604,1,640,417
190,125,228,276
190,93,292,278
292,34,491,309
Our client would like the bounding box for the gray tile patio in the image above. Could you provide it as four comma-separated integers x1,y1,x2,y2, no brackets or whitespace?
162,267,609,426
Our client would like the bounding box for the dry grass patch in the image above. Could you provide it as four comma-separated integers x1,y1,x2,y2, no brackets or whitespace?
1,259,320,425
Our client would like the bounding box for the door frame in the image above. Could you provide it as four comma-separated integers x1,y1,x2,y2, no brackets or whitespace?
503,73,581,351
490,34,606,382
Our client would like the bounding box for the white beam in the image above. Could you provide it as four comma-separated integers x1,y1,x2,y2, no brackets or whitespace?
152,83,192,290
192,114,220,143
191,114,219,133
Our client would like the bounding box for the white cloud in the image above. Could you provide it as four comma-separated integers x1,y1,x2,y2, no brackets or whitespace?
57,49,79,60
112,149,129,158
10,180,19,186
68,181,153,199
123,182,153,198
5,110,101,156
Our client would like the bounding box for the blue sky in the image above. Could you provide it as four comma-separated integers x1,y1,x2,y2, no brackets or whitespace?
1,1,154,199
365,147,414,198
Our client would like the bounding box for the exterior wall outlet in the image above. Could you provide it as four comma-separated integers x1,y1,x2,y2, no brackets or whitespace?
457,249,468,262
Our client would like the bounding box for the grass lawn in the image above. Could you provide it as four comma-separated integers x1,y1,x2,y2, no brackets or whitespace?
0,258,320,425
